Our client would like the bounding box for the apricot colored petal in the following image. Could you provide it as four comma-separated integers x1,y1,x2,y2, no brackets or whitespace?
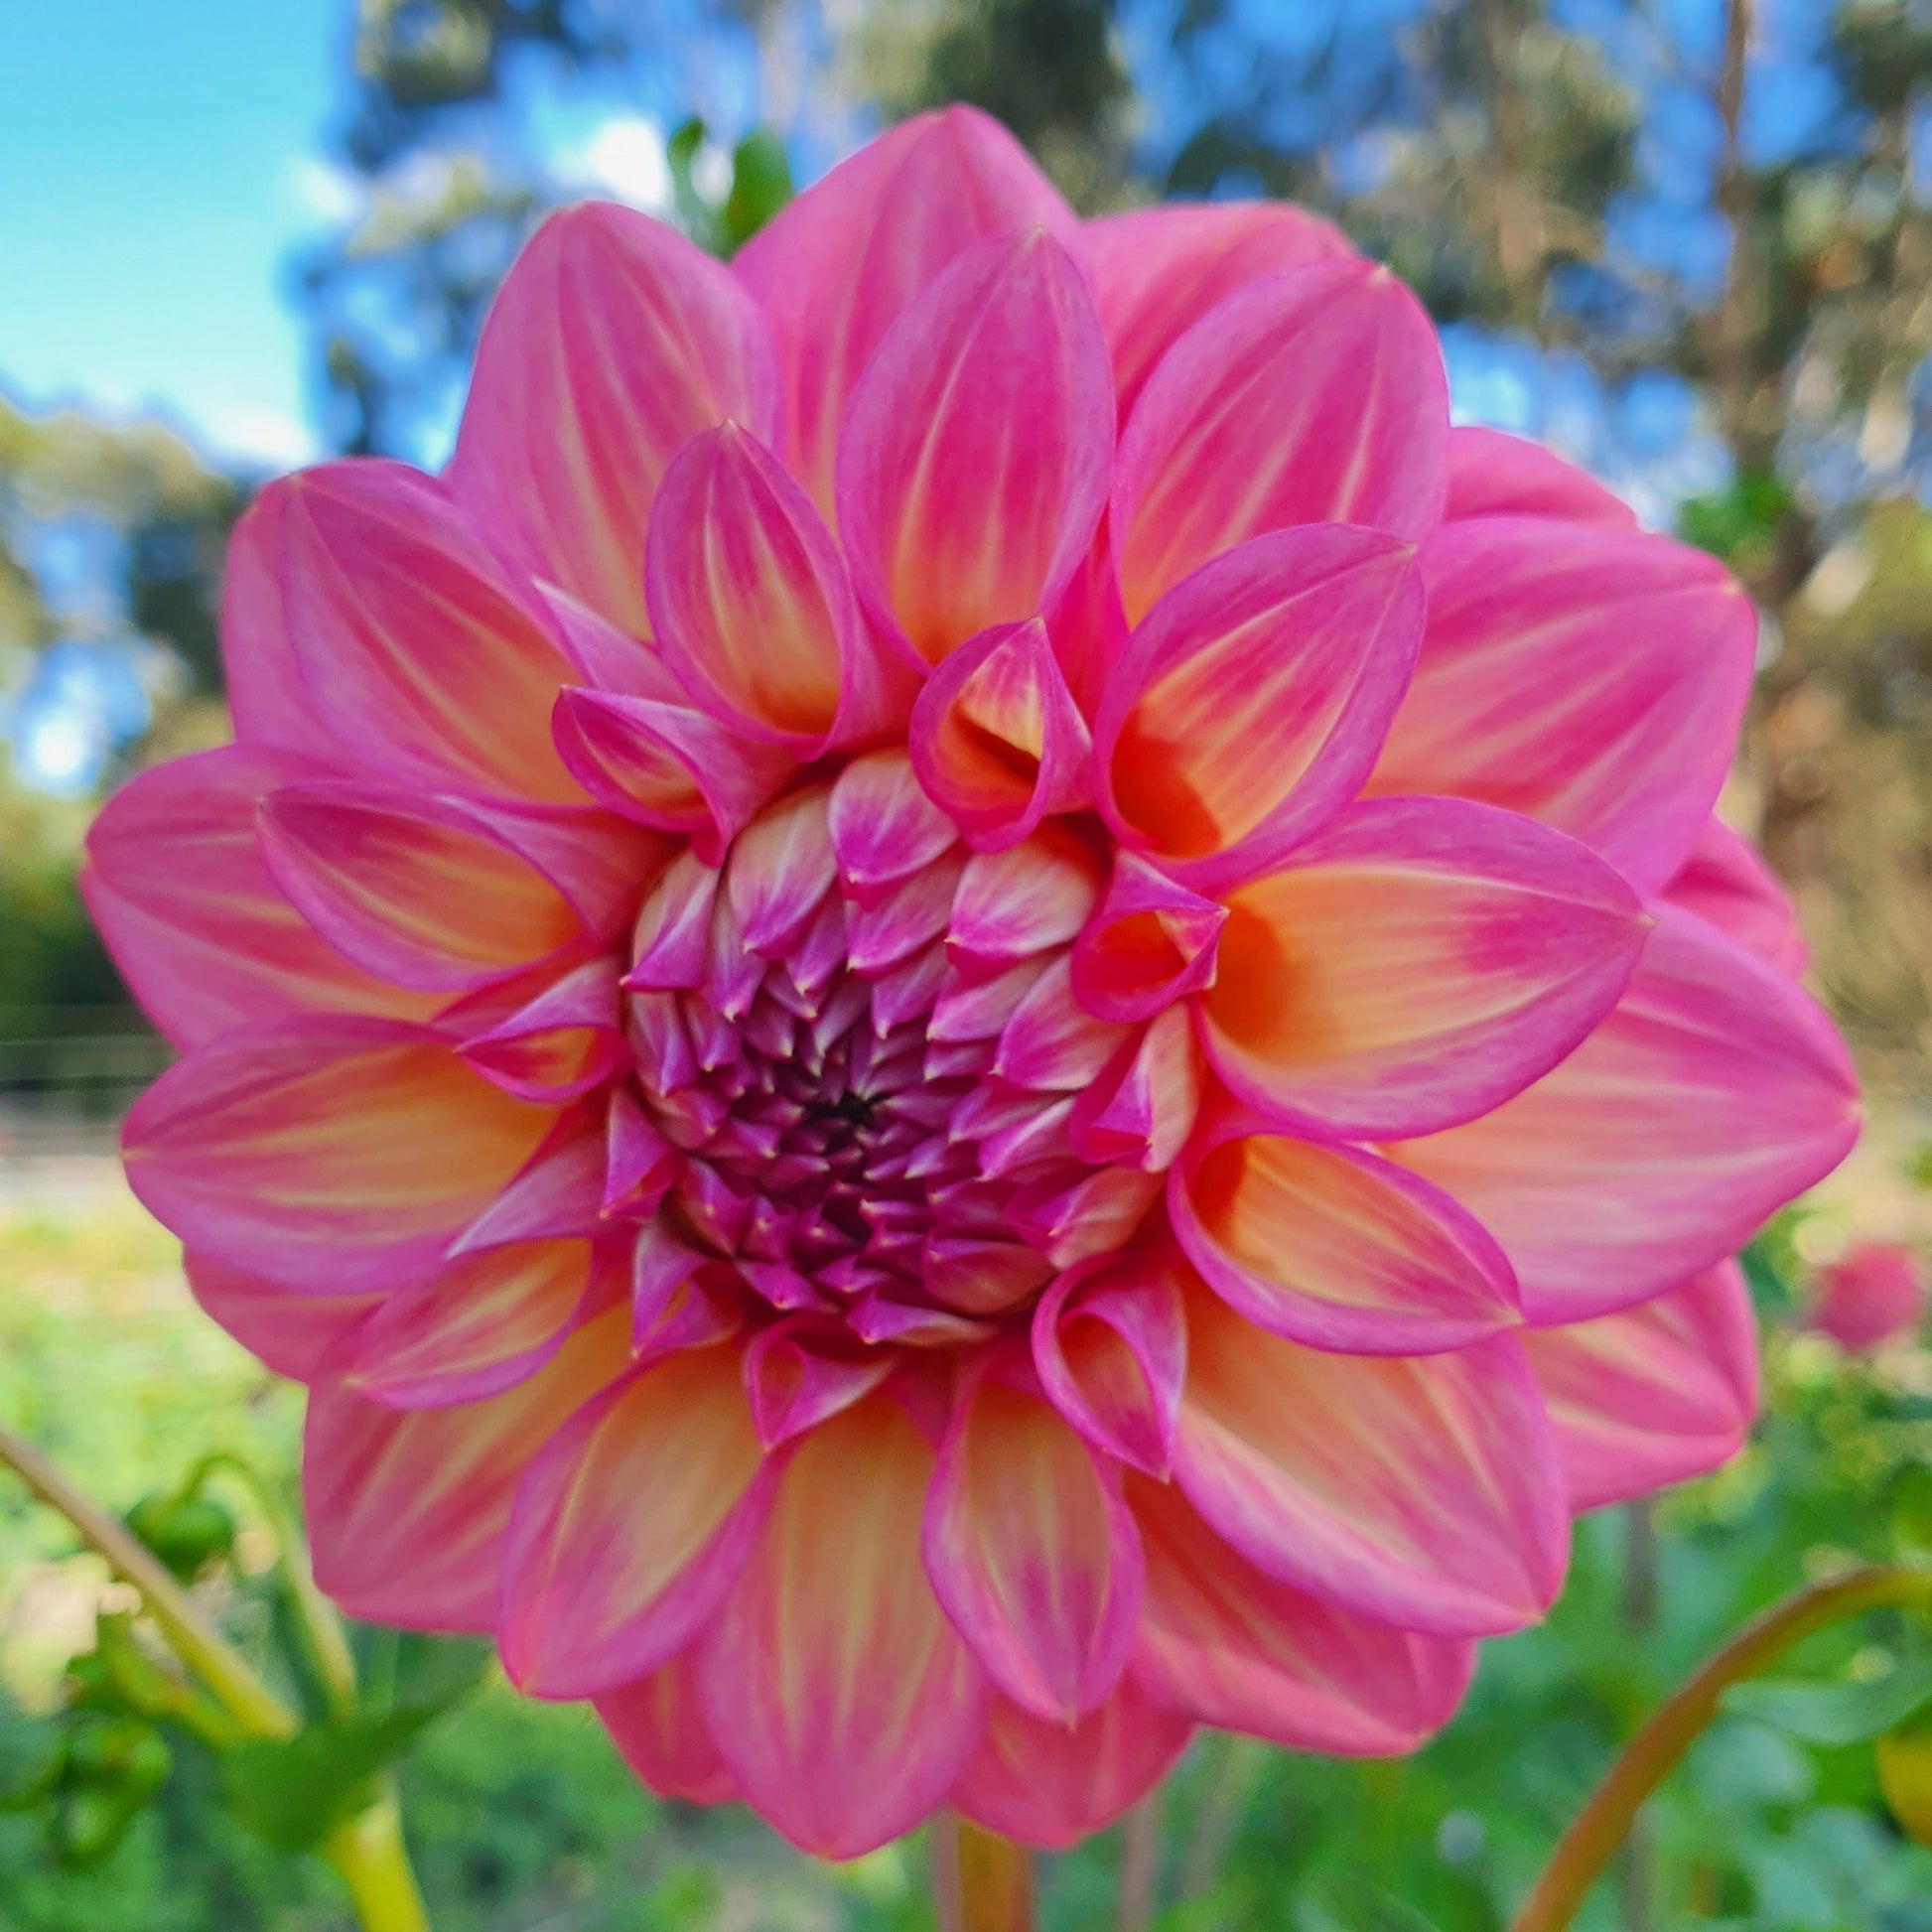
596,1655,737,1804
646,424,908,751
1082,201,1352,418
1129,1475,1474,1752
1444,425,1636,526
734,104,1075,518
742,1319,897,1449
1171,1126,1520,1355
924,1357,1144,1722
1111,259,1448,621
122,1017,555,1294
836,231,1115,669
450,202,778,635
1093,526,1423,887
1391,905,1859,1322
551,683,794,866
304,1307,630,1631
698,1396,984,1860
274,462,580,803
1662,817,1807,977
345,1239,597,1409
458,958,622,1104
258,783,587,991
1173,1279,1568,1635
949,1678,1192,1850
1524,1263,1759,1512
909,619,1092,852
1370,516,1756,892
1201,797,1648,1141
81,747,438,1049
1032,1242,1187,1479
1067,1005,1203,1173
184,1252,380,1383
1070,853,1226,1025
500,1343,773,1698
448,1109,610,1253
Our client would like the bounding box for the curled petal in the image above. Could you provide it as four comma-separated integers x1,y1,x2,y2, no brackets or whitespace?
1662,817,1807,978
626,848,722,992
948,825,1104,978
500,1343,774,1698
1391,905,1859,1322
829,749,960,907
1010,1167,1163,1271
646,424,909,752
1071,853,1226,1025
924,1353,1144,1722
123,1018,556,1294
551,683,794,866
596,1655,736,1804
1083,201,1353,418
908,619,1093,852
449,1110,610,1253
1170,1122,1520,1356
724,782,837,955
993,954,1133,1091
344,1239,598,1409
451,202,778,635
273,462,580,803
836,231,1116,669
1111,258,1448,621
699,1395,985,1860
1370,517,1756,892
458,958,623,1104
1201,797,1648,1142
742,1317,897,1449
1173,1277,1569,1635
185,1252,380,1383
1445,425,1636,527
735,104,1076,518
949,1678,1192,1850
1130,1475,1474,1752
1524,1264,1759,1512
1032,1242,1187,1478
1067,1006,1203,1173
304,1306,630,1630
1093,526,1423,887
81,747,437,1050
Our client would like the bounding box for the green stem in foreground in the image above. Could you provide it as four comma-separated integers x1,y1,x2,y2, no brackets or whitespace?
319,1781,431,1932
932,1813,1035,1932
1509,1563,1932,1932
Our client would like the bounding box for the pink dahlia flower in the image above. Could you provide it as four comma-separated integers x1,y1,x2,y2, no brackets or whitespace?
1809,1241,1926,1352
88,109,1858,1859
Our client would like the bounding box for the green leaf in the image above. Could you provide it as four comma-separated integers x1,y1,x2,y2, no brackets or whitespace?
124,1491,234,1581
666,114,723,254
1892,1464,1932,1561
1723,1656,1932,1746
723,128,793,250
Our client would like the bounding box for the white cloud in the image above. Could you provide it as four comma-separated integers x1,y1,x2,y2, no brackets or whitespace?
561,115,672,211
198,403,318,474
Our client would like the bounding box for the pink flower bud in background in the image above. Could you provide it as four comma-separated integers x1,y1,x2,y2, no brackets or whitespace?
1810,1241,1927,1352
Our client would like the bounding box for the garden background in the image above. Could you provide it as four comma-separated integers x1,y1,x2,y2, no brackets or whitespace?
3,1,1932,1926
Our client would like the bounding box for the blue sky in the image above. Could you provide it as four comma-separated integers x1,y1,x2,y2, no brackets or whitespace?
0,0,343,469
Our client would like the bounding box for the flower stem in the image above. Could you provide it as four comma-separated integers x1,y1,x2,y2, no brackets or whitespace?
320,1781,431,1932
0,1421,295,1741
933,1813,1034,1932
1509,1563,1932,1932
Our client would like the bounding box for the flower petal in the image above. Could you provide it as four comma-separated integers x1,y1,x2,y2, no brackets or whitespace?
123,1017,556,1293
924,1354,1144,1722
450,202,778,635
184,1252,380,1383
908,619,1092,853
1444,426,1636,526
1171,1121,1520,1356
1661,817,1807,978
1070,853,1226,1025
1369,516,1756,892
457,958,623,1104
1082,201,1352,418
1129,1474,1474,1751
343,1239,600,1410
646,423,909,751
1391,904,1859,1321
275,462,581,803
304,1306,629,1630
220,485,327,757
948,825,1104,978
1111,258,1448,621
698,1394,984,1860
1173,1276,1568,1635
734,104,1075,518
1523,1264,1759,1512
1092,526,1424,887
949,1678,1192,1851
742,1318,897,1449
829,749,960,906
836,231,1115,669
1200,797,1648,1141
595,1655,737,1804
81,747,438,1049
499,1342,774,1698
